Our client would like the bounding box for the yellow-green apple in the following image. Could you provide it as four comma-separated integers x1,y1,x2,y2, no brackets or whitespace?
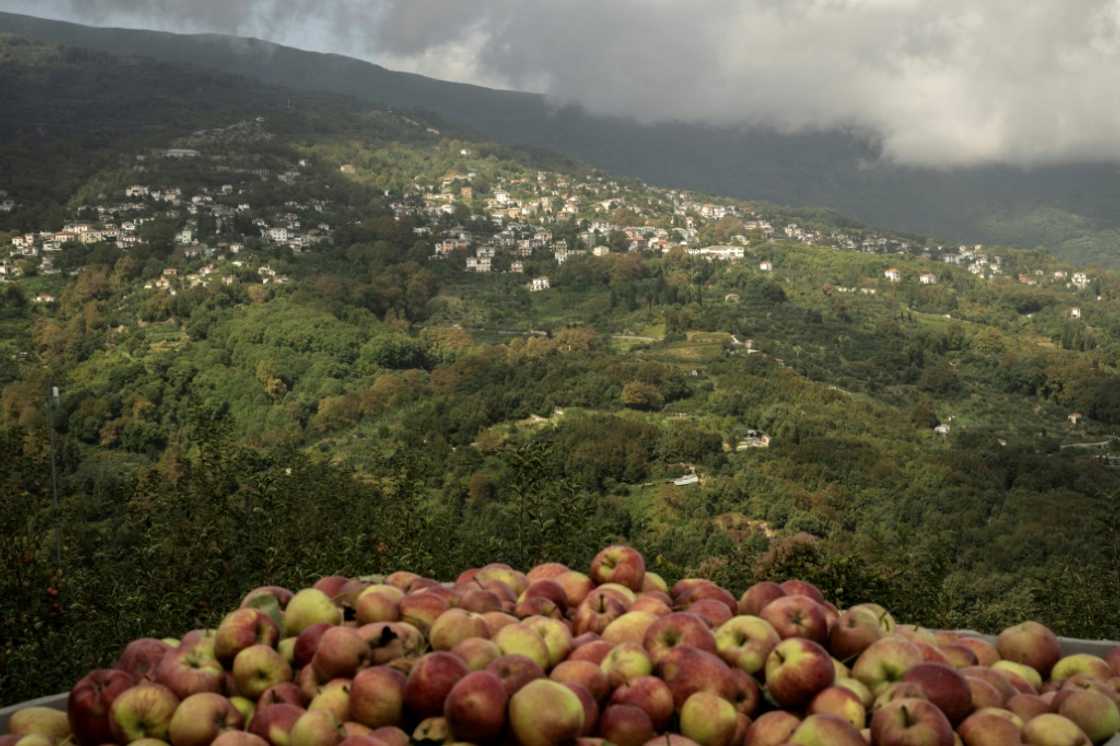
340,722,372,739
744,711,800,746
956,637,1000,667
179,630,217,655
354,586,402,625
290,709,345,746
658,645,737,709
835,675,874,707
232,696,255,727
551,660,609,702
285,590,342,637
555,571,594,608
249,703,304,746
7,708,69,741
852,636,924,694
590,583,638,608
442,670,508,743
738,582,785,616
903,662,974,725
116,639,173,680
957,708,1025,746
168,693,243,746
336,737,378,746
156,646,225,700
994,660,1043,692
574,594,627,637
599,704,655,746
476,563,528,596
809,686,867,729
243,587,295,610
997,622,1062,678
829,607,883,661
872,681,928,712
760,596,828,644
601,642,653,687
1008,694,1053,722
1021,713,1091,746
279,639,297,667
686,599,732,628
493,622,551,670
403,652,469,719
294,624,334,669
109,684,181,743
764,638,836,709
215,609,281,667
714,615,779,675
602,611,659,647
871,697,954,746
429,609,490,651
399,591,450,633
590,546,646,592
486,654,544,696
349,666,405,729
309,680,352,723
524,616,573,668
509,679,585,746
68,668,136,746
679,691,737,746
451,638,502,671
234,645,292,700
312,627,369,681
1055,689,1120,743
609,676,674,730
643,613,717,665
1051,655,1114,683
213,733,269,746
258,682,303,708
410,716,449,742
570,640,614,666
641,572,669,595
788,713,866,746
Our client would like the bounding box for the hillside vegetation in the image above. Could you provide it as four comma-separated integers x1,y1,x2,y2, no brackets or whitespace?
1,35,1119,706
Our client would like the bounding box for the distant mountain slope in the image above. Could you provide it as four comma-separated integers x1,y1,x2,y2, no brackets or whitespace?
4,10,1120,264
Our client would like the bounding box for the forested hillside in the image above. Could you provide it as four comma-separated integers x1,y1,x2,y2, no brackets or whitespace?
1,35,1119,706
4,10,1120,266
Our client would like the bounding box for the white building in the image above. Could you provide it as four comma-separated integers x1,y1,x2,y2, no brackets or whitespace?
884,268,902,283
1072,272,1090,290
529,277,551,292
759,260,773,272
919,273,938,285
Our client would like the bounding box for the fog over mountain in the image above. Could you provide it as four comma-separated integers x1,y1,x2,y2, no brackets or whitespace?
5,0,1120,168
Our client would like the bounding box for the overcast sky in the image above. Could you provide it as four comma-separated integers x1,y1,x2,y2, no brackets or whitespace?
4,0,1120,168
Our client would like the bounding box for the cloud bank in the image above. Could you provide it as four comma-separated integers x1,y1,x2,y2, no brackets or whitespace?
4,0,1120,167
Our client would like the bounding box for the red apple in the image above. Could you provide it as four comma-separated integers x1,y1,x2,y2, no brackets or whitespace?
570,640,614,666
870,697,954,746
354,586,403,625
213,733,269,746
759,596,828,644
829,607,883,661
779,579,826,604
259,682,304,708
609,676,675,730
215,609,280,667
403,652,469,719
590,546,646,592
67,668,136,746
901,662,973,725
957,708,1025,746
643,613,717,665
486,654,545,697
442,670,508,743
788,713,866,746
116,639,173,680
574,594,627,637
744,711,800,746
600,705,655,746
451,637,503,671
156,646,225,700
551,660,610,702
764,638,836,709
249,703,305,746
312,627,370,681
169,692,243,746
997,622,1062,679
657,645,737,709
809,686,867,730
289,708,345,746
349,667,406,729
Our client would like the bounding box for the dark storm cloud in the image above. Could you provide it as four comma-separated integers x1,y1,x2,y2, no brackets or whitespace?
5,0,1120,167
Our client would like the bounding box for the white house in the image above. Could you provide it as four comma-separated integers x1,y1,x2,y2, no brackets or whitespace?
1072,272,1090,290
884,268,902,283
1070,307,1082,320
529,277,551,292
919,273,938,285
759,260,773,272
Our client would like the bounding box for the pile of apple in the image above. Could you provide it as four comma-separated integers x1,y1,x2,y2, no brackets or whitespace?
4,545,1120,746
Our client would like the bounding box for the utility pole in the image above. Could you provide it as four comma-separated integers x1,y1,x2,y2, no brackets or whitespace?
48,384,61,568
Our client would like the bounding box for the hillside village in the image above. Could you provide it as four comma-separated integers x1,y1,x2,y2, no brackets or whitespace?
0,117,1106,321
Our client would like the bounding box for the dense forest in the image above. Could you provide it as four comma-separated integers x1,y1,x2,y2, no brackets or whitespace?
1,34,1119,706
